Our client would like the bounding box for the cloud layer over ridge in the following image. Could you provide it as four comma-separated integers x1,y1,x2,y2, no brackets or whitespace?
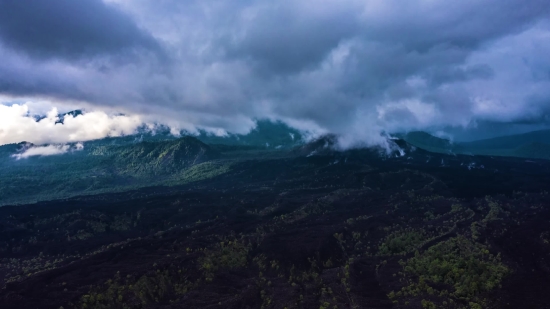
1,0,550,146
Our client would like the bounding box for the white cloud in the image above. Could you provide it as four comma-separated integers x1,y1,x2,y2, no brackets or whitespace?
0,103,144,146
1,0,550,146
12,143,83,159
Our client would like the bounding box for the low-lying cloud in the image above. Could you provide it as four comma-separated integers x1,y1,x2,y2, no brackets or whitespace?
1,0,550,146
0,104,144,146
12,143,84,159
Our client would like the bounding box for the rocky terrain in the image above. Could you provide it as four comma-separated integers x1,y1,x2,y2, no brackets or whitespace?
1,141,550,309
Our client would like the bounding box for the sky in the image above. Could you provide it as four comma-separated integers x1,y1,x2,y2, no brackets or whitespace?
1,0,550,147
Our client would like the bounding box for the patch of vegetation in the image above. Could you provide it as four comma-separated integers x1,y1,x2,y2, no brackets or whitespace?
199,239,250,281
378,229,427,256
481,197,504,223
171,161,233,185
2,253,71,287
541,231,550,245
391,236,509,305
74,268,194,309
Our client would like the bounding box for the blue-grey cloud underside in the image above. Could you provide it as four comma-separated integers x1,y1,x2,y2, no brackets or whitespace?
0,0,550,144
0,0,161,60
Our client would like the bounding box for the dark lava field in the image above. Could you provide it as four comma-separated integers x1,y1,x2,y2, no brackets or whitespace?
1,142,550,309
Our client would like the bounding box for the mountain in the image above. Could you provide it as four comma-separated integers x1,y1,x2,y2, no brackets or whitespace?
92,136,220,174
402,129,550,160
512,142,550,160
194,120,303,148
5,126,550,207
399,131,453,153
3,131,550,309
461,129,550,151
0,137,222,206
0,143,23,158
55,110,84,124
291,134,338,157
0,118,305,206
0,142,33,161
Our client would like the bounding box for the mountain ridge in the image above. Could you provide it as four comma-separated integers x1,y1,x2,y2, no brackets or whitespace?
402,129,550,160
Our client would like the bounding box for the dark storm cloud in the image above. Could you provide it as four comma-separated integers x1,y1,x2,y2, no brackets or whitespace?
221,3,361,75
0,0,161,60
1,0,550,146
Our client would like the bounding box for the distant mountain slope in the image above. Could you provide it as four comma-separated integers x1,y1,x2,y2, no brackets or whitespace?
512,142,550,160
291,134,338,157
0,143,22,158
0,118,305,206
461,129,550,150
401,130,550,160
76,119,304,149
0,142,33,162
92,136,220,174
194,120,303,148
399,131,453,153
0,137,223,206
